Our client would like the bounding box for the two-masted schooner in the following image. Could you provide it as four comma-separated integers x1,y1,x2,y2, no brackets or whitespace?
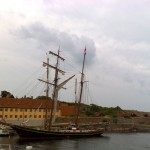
0,48,104,138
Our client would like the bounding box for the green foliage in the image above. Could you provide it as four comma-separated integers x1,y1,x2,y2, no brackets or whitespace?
36,96,52,100
87,104,122,117
1,91,14,98
60,101,76,106
90,104,100,112
60,101,122,117
85,111,94,116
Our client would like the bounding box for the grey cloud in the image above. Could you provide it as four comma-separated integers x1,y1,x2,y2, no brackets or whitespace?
2,0,150,111
44,0,150,43
11,22,96,66
94,36,150,97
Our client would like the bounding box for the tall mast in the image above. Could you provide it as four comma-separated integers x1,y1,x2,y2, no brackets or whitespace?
46,53,49,98
48,50,75,129
38,50,65,130
75,47,86,127
75,78,77,103
39,49,75,130
48,50,61,130
40,53,50,129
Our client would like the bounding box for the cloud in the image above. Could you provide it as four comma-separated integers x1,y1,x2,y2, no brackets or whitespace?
1,0,150,111
11,22,96,66
94,37,150,98
93,0,150,43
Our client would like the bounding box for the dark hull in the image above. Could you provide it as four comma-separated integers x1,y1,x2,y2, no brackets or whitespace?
0,129,10,137
0,122,103,139
0,134,10,137
13,126,103,139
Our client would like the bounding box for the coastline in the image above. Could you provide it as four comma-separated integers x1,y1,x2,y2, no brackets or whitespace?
3,116,150,133
55,116,150,133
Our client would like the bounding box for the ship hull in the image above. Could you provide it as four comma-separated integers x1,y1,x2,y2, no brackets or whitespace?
12,125,103,138
0,121,103,139
0,133,10,137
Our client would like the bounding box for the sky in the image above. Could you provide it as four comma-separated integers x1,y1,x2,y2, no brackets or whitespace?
1,0,150,111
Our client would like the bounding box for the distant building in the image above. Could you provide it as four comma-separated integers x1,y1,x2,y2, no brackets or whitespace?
0,98,61,126
0,98,78,126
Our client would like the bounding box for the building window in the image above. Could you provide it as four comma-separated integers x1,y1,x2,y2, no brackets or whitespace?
34,115,37,118
10,108,13,111
5,115,7,118
0,115,2,118
15,115,17,118
25,115,27,118
39,115,41,118
29,115,32,118
25,109,27,112
20,115,22,118
0,108,3,111
30,109,32,112
15,109,18,112
5,108,8,111
10,115,13,118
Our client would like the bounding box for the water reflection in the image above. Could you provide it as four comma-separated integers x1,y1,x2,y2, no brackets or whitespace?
0,135,106,150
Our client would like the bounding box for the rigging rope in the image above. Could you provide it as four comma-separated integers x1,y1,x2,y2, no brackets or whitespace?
13,66,43,97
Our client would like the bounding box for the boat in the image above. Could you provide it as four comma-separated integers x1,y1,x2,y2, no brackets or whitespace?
0,48,104,139
0,125,10,137
0,128,10,137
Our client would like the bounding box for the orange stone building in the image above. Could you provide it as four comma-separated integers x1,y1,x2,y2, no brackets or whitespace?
0,98,77,126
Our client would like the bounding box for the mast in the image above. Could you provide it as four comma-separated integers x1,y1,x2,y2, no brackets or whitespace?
45,53,49,129
75,47,86,127
39,49,75,130
38,50,65,130
75,78,77,103
38,53,50,98
48,50,75,129
38,53,50,129
46,53,49,98
48,50,61,130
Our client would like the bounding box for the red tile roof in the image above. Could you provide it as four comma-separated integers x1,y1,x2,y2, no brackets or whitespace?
0,98,53,109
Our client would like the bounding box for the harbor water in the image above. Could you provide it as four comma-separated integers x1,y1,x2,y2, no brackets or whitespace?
1,133,150,150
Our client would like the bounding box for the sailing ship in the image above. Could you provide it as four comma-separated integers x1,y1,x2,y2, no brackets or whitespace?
0,48,104,138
